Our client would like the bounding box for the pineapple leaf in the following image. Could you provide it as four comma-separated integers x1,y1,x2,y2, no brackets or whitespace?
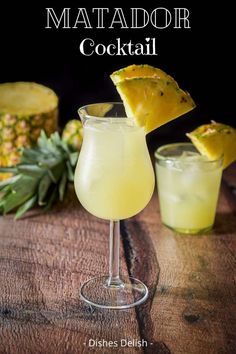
15,195,38,219
0,130,80,219
38,173,52,205
17,165,45,178
0,175,21,189
50,131,61,146
59,171,67,201
3,190,33,214
43,185,58,212
66,160,74,182
2,176,38,213
38,130,48,148
20,149,42,164
0,185,13,195
51,162,66,183
69,152,79,166
38,157,61,169
0,167,18,173
60,140,71,154
46,140,61,156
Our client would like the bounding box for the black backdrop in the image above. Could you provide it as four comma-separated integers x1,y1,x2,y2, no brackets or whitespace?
0,1,234,149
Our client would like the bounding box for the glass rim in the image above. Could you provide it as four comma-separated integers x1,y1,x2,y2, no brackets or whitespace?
155,142,223,164
77,102,129,121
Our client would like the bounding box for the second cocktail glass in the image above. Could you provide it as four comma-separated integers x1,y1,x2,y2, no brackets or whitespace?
74,103,155,309
155,143,223,234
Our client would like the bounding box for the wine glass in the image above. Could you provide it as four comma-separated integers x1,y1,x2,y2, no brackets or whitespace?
74,103,155,309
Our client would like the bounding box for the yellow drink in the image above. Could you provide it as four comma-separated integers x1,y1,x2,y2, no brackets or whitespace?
75,118,154,220
155,143,222,234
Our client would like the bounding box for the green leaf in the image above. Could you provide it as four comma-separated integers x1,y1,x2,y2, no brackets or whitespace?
0,185,13,201
18,165,45,178
60,139,71,154
0,167,18,173
38,158,57,169
46,140,61,156
37,130,48,148
1,185,13,193
15,195,37,219
50,131,61,146
3,191,33,214
69,152,79,166
10,175,33,194
0,175,21,189
48,161,65,183
59,171,67,201
2,176,38,213
38,173,52,205
40,132,62,156
66,160,74,182
21,149,41,164
44,186,58,211
0,129,79,219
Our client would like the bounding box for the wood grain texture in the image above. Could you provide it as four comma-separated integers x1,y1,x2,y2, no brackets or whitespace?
0,164,236,354
136,163,236,354
0,188,142,354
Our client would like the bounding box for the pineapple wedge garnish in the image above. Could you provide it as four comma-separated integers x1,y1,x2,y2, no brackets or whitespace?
187,121,236,168
114,77,195,134
111,65,195,134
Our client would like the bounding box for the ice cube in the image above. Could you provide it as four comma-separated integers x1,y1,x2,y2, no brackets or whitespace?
180,151,202,161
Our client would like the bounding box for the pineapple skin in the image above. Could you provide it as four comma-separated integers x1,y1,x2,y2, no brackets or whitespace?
62,120,83,151
0,109,58,168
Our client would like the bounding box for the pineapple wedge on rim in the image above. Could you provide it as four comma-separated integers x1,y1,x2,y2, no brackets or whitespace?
110,64,176,85
187,121,236,169
113,74,195,134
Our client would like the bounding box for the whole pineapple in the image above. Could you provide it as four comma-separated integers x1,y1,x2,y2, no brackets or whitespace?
62,120,83,151
0,82,58,169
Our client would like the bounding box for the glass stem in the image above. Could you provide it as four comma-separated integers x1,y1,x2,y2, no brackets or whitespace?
107,220,123,287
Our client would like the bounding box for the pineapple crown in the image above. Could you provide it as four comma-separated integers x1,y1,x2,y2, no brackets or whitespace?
0,131,79,219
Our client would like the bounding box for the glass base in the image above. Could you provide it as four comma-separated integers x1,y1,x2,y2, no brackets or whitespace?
164,223,213,235
80,275,148,309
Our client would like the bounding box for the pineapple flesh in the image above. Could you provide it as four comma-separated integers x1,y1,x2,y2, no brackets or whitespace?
115,77,195,134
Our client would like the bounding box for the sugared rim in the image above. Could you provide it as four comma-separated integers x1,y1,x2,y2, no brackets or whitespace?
155,142,223,164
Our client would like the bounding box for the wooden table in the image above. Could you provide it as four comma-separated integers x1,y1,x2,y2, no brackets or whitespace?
0,164,236,354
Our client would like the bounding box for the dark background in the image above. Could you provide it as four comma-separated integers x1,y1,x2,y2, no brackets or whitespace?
0,1,234,148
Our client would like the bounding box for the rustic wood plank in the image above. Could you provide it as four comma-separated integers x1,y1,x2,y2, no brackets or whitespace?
0,187,142,354
1,163,236,353
130,165,236,354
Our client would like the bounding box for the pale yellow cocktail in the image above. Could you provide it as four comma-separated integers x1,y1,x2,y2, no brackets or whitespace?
75,117,154,220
